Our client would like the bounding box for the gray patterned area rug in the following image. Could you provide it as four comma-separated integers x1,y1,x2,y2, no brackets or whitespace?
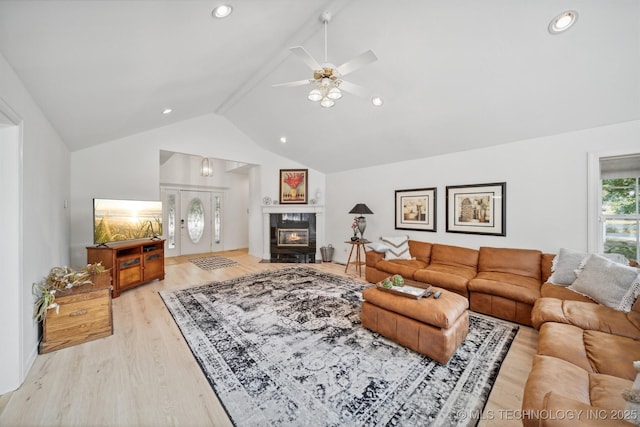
189,255,238,270
160,266,518,427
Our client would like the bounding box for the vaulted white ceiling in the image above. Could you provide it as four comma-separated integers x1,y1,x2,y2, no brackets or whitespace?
1,0,638,173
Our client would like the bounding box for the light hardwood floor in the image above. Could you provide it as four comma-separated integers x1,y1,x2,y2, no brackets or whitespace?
0,249,537,426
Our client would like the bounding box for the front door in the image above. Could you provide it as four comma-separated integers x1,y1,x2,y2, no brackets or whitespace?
180,190,212,255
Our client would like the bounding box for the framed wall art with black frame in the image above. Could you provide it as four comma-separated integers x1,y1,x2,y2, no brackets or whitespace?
446,182,506,236
395,187,437,232
279,169,308,204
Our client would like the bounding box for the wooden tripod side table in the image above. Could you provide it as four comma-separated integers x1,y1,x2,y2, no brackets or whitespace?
344,239,369,277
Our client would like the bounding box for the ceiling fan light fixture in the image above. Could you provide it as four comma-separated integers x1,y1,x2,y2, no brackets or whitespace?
549,10,578,34
273,10,378,109
212,4,233,19
308,88,323,102
320,97,335,108
327,86,342,100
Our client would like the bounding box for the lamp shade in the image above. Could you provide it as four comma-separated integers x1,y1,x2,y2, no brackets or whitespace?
327,86,342,100
308,88,323,102
349,204,374,215
320,97,335,108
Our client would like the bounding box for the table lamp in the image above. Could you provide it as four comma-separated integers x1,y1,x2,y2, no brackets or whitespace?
349,203,374,239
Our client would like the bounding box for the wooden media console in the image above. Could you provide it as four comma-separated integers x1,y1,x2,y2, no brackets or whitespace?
87,238,165,298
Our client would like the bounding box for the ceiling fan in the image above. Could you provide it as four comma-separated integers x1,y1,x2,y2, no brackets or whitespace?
273,11,378,108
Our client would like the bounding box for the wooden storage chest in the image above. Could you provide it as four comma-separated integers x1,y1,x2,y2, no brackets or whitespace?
39,272,113,354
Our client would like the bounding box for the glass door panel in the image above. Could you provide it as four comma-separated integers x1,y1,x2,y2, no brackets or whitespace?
212,193,223,252
180,190,212,255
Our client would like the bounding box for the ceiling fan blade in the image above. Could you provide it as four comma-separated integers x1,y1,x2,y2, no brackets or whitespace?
272,79,315,88
338,80,370,98
336,50,378,77
289,46,322,71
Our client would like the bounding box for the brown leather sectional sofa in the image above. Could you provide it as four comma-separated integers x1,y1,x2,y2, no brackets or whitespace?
522,284,640,426
365,240,640,426
365,240,552,326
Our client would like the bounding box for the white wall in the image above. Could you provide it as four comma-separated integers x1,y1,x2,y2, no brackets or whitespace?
326,120,640,264
70,113,326,266
0,52,70,393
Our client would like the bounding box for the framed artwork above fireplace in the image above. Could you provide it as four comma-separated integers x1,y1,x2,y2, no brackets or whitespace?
279,169,308,204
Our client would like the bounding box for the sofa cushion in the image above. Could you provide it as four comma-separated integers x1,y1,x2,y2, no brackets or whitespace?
588,374,635,417
366,250,385,268
539,391,631,427
568,254,640,311
407,240,432,264
537,322,640,381
548,247,629,286
522,355,591,425
531,297,640,339
410,244,478,296
413,265,475,296
381,235,411,260
477,246,542,280
537,322,594,372
375,259,428,279
430,243,479,270
584,329,640,381
468,271,541,305
540,282,595,303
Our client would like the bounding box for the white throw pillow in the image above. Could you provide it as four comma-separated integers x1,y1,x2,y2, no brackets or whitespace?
380,236,411,260
548,248,629,286
568,254,640,311
620,277,640,313
367,242,390,253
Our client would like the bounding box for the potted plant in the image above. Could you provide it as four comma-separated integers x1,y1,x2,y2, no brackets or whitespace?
32,262,106,322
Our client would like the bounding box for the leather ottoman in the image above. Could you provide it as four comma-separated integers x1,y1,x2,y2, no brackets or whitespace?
361,286,469,363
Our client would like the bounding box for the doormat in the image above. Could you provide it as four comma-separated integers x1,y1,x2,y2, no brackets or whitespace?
160,266,518,426
189,255,238,270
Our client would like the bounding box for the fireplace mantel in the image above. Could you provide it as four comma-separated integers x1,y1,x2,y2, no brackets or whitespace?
262,205,324,261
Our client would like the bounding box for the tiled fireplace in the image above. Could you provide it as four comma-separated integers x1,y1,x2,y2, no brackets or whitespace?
262,205,324,263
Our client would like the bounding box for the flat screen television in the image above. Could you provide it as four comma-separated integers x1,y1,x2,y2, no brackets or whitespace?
93,198,163,244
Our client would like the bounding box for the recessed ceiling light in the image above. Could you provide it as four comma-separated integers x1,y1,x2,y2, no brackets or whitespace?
279,136,287,144
549,10,578,34
162,108,172,115
371,96,384,107
212,4,233,19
